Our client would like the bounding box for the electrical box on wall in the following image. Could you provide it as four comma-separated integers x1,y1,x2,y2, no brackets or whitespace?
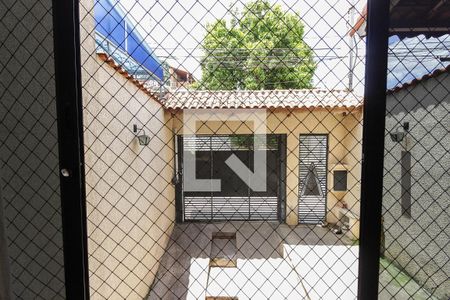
331,163,348,192
333,170,348,191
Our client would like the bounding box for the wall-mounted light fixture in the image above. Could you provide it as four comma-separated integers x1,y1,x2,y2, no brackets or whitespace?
133,124,151,146
390,122,409,143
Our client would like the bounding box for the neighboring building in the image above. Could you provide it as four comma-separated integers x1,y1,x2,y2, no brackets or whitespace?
386,35,450,89
83,4,365,294
167,65,196,90
164,89,363,237
81,1,176,299
383,66,450,300
84,43,365,296
94,0,196,94
84,41,364,294
94,0,165,93
91,0,363,239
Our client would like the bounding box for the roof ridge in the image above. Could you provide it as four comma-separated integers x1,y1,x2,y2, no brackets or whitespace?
97,53,161,104
170,88,356,94
387,64,450,94
163,87,363,110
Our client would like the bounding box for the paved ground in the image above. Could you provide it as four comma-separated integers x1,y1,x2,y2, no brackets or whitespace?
378,258,438,300
147,222,434,300
147,222,358,299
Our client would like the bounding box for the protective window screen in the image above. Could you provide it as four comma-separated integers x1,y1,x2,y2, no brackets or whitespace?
379,6,450,299
0,0,66,298
77,0,446,299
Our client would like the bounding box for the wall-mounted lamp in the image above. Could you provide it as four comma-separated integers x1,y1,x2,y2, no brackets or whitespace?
133,124,151,146
390,122,409,143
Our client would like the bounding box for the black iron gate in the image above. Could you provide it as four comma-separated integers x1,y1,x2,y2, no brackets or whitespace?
177,134,286,222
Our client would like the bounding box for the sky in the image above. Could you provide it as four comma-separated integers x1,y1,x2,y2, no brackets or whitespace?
387,35,450,89
114,0,368,94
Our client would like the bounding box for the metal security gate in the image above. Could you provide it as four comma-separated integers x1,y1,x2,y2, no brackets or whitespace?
178,135,285,222
298,135,328,224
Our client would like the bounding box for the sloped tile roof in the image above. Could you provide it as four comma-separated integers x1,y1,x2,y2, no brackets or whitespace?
97,52,363,110
97,53,160,103
387,64,450,94
162,89,363,110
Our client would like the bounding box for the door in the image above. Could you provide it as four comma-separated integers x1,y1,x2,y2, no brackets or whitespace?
298,135,328,224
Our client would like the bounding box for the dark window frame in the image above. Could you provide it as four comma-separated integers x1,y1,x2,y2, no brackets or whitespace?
52,0,90,299
357,0,390,299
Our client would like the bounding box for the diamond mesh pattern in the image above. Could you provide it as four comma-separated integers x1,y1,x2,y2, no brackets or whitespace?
379,34,450,300
2,0,448,298
0,0,66,299
1,0,447,298
78,1,367,299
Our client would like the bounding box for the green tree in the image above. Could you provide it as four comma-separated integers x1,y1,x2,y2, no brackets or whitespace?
200,0,316,90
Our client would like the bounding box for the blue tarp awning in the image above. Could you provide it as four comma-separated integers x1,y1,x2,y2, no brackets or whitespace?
94,0,164,80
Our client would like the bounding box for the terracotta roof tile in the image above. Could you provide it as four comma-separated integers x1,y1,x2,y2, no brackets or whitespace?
162,89,363,110
97,53,161,103
96,53,363,110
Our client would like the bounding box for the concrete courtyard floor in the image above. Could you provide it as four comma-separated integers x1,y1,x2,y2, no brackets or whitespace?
147,222,435,300
147,222,358,300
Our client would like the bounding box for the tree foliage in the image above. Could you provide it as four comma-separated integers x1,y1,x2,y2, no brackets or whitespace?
199,0,316,90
